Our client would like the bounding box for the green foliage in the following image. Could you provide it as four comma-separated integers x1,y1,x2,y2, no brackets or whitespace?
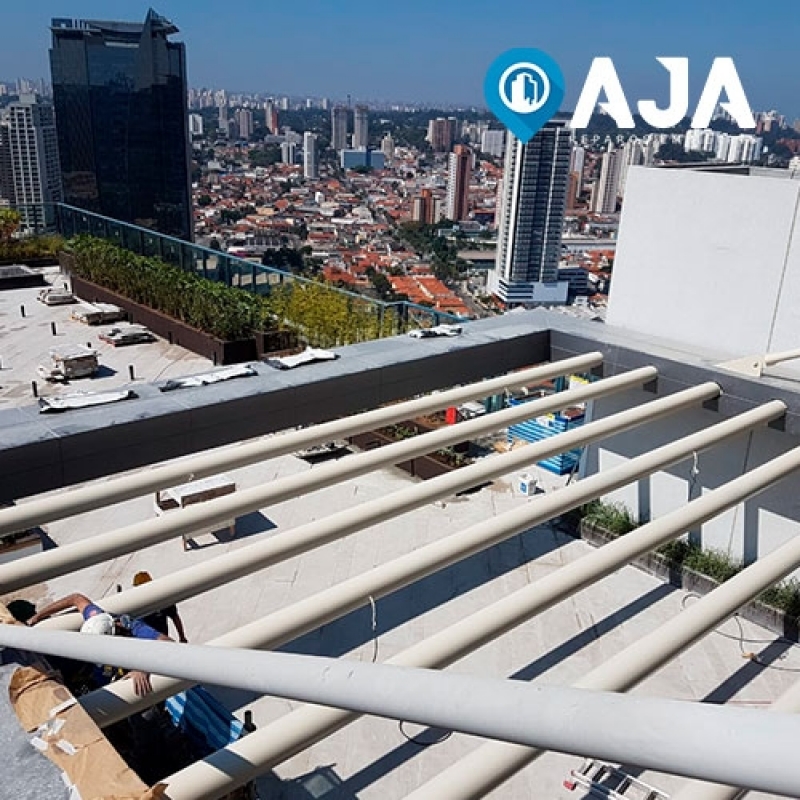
0,234,63,262
66,236,260,341
658,540,741,583
264,279,397,347
582,500,800,618
0,208,22,242
582,500,638,535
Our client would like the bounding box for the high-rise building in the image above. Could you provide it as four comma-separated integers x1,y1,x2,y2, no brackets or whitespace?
188,113,204,137
446,145,471,221
426,117,455,152
353,105,369,149
264,99,279,135
0,95,63,231
488,120,571,306
331,106,348,152
412,188,439,224
280,140,296,165
480,129,505,158
235,109,253,140
592,144,623,214
381,133,395,163
303,132,317,179
618,138,644,198
49,11,192,240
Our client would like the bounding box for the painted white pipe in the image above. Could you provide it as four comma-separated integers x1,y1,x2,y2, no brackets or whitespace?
0,366,653,594
39,380,717,634
0,354,603,536
408,491,800,800
161,408,798,800
0,627,799,798
79,398,782,734
671,680,800,799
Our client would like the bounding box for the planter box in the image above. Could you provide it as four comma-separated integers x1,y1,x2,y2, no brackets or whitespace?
578,518,800,642
68,274,257,365
254,328,299,358
348,429,462,481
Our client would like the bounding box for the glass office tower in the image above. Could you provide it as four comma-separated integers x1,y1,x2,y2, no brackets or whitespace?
49,10,192,240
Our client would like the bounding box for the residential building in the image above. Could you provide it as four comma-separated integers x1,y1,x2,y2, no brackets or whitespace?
331,106,348,152
353,105,369,149
0,94,62,230
592,144,622,214
264,99,279,135
412,188,439,224
340,148,385,170
380,133,395,163
488,120,571,306
188,113,203,137
280,140,296,165
426,117,455,152
235,109,253,140
303,132,317,179
619,138,644,198
445,144,471,221
480,129,505,158
49,10,192,240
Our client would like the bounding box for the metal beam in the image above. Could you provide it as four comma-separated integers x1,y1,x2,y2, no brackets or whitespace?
407,482,800,800
0,366,653,594
38,379,716,634
1,627,800,798
78,399,782,734
159,409,798,800
671,679,800,800
0,354,603,536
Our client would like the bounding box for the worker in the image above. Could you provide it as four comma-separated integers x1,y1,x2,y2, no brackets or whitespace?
27,592,171,696
132,571,188,642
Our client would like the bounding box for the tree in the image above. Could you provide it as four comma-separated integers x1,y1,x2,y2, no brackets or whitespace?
197,194,213,207
0,208,21,242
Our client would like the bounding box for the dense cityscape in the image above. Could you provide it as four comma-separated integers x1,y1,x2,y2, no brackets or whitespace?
2,12,800,329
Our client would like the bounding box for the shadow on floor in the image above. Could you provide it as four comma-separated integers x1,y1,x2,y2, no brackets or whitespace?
256,765,355,800
207,523,567,711
291,583,675,800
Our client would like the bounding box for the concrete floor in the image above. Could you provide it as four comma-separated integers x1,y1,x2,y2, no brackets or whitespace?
0,271,211,410
6,437,800,800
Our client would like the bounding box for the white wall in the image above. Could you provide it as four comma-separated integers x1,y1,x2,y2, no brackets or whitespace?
584,388,800,572
608,167,800,366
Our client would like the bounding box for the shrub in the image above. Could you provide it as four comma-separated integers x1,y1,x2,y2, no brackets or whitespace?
582,500,638,535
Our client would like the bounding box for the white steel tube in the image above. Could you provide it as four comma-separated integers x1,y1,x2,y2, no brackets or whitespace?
40,379,717,633
161,410,799,800
671,681,800,799
79,398,781,732
408,492,800,800
0,628,799,798
0,354,603,536
0,366,653,594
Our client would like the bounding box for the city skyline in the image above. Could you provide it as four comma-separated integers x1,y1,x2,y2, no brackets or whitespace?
0,1,798,118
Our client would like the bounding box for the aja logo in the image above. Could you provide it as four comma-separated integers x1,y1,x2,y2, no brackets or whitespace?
485,48,756,143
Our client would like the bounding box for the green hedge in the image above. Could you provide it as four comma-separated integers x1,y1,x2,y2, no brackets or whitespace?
65,236,398,347
581,500,800,618
66,236,260,341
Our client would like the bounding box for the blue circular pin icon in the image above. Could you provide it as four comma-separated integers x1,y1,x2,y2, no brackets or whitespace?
484,48,565,143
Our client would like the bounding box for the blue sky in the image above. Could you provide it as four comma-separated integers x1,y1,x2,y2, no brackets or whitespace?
1,1,798,118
